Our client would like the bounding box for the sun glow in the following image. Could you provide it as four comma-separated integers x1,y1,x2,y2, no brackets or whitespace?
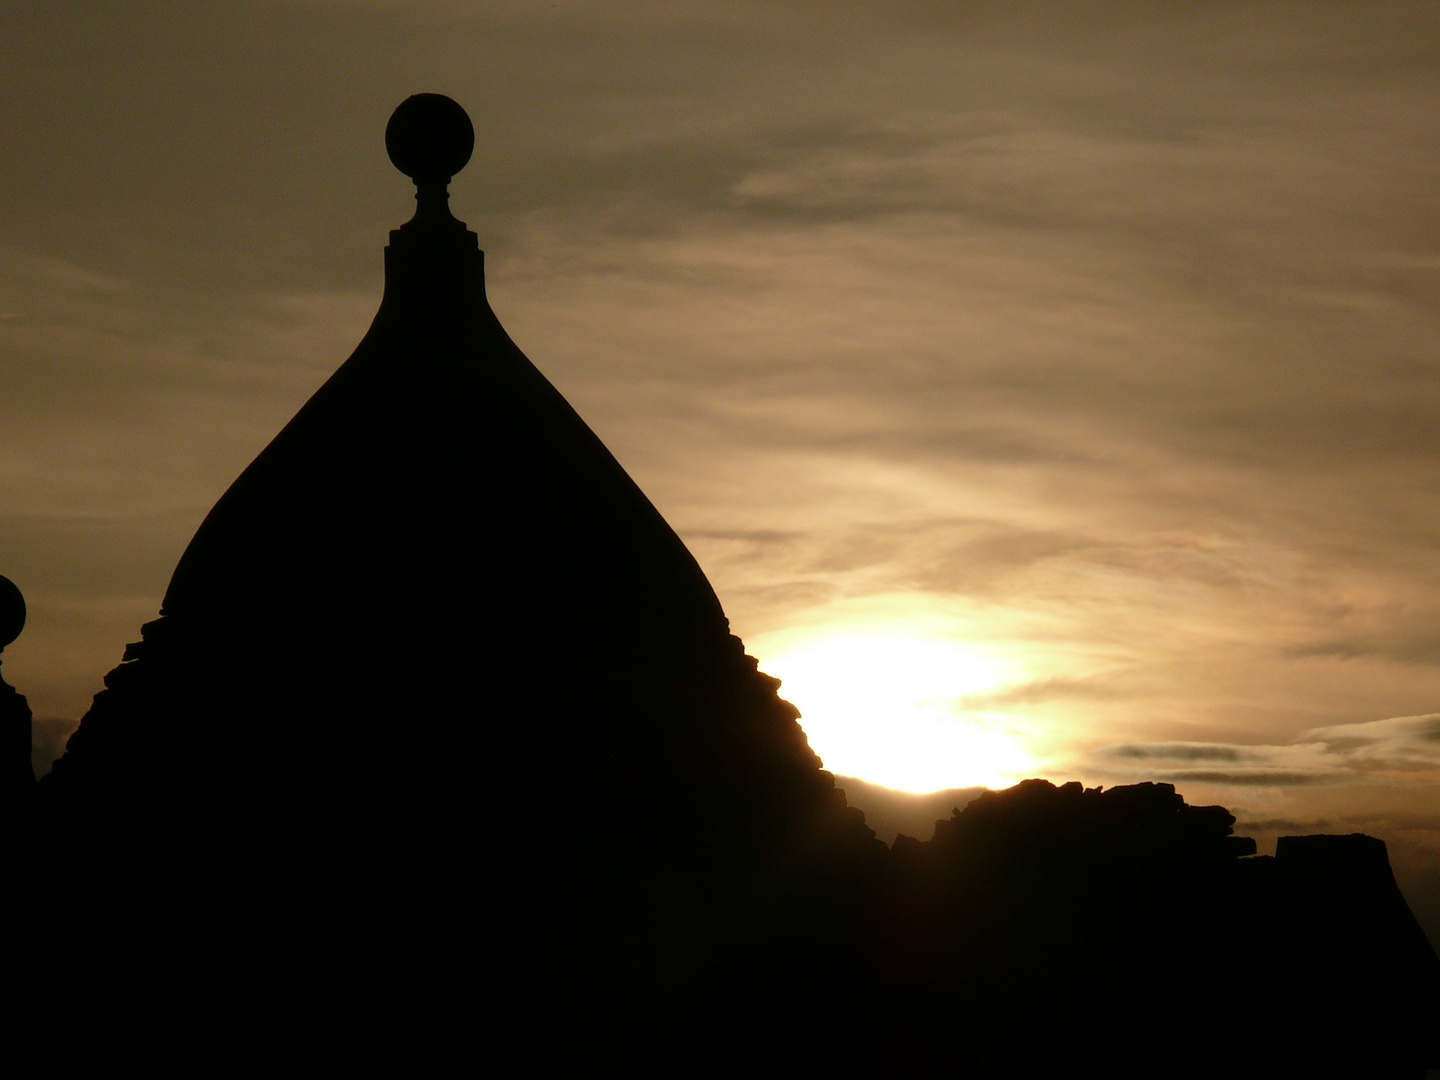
757,631,1036,793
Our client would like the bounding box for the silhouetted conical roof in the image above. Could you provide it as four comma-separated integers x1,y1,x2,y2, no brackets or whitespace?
169,95,727,670
34,100,871,1050
164,102,722,657
47,96,817,805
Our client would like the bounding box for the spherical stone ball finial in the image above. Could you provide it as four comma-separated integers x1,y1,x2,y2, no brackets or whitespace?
386,94,474,183
0,576,25,651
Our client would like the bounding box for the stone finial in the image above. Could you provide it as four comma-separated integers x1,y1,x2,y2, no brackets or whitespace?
385,94,474,228
0,575,24,653
0,576,32,791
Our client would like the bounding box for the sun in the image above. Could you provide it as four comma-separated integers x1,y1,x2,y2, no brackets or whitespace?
755,631,1034,793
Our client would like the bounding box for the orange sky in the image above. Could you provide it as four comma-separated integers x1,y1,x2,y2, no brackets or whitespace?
3,1,1440,931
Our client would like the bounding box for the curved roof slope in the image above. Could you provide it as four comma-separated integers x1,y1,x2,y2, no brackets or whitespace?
162,225,728,664
42,101,842,851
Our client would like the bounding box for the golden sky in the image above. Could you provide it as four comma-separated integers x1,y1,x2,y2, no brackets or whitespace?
3,1,1440,927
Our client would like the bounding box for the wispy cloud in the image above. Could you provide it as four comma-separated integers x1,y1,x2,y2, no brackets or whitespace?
1090,715,1440,789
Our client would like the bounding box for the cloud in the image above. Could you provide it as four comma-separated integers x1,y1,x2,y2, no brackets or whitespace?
1159,771,1341,787
1293,627,1440,669
1090,715,1440,790
1302,714,1440,772
960,676,1121,709
1107,743,1251,763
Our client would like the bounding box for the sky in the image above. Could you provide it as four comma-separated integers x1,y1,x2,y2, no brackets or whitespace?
3,1,1440,935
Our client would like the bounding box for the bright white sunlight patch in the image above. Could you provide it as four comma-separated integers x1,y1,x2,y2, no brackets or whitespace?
757,631,1034,793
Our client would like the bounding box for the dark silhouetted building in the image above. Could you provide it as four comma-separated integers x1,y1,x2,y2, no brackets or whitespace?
8,96,1438,1076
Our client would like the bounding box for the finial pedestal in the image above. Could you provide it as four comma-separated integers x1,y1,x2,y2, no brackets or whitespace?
382,94,484,307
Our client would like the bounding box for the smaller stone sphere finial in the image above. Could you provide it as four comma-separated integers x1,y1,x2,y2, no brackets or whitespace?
386,94,474,184
0,576,25,652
